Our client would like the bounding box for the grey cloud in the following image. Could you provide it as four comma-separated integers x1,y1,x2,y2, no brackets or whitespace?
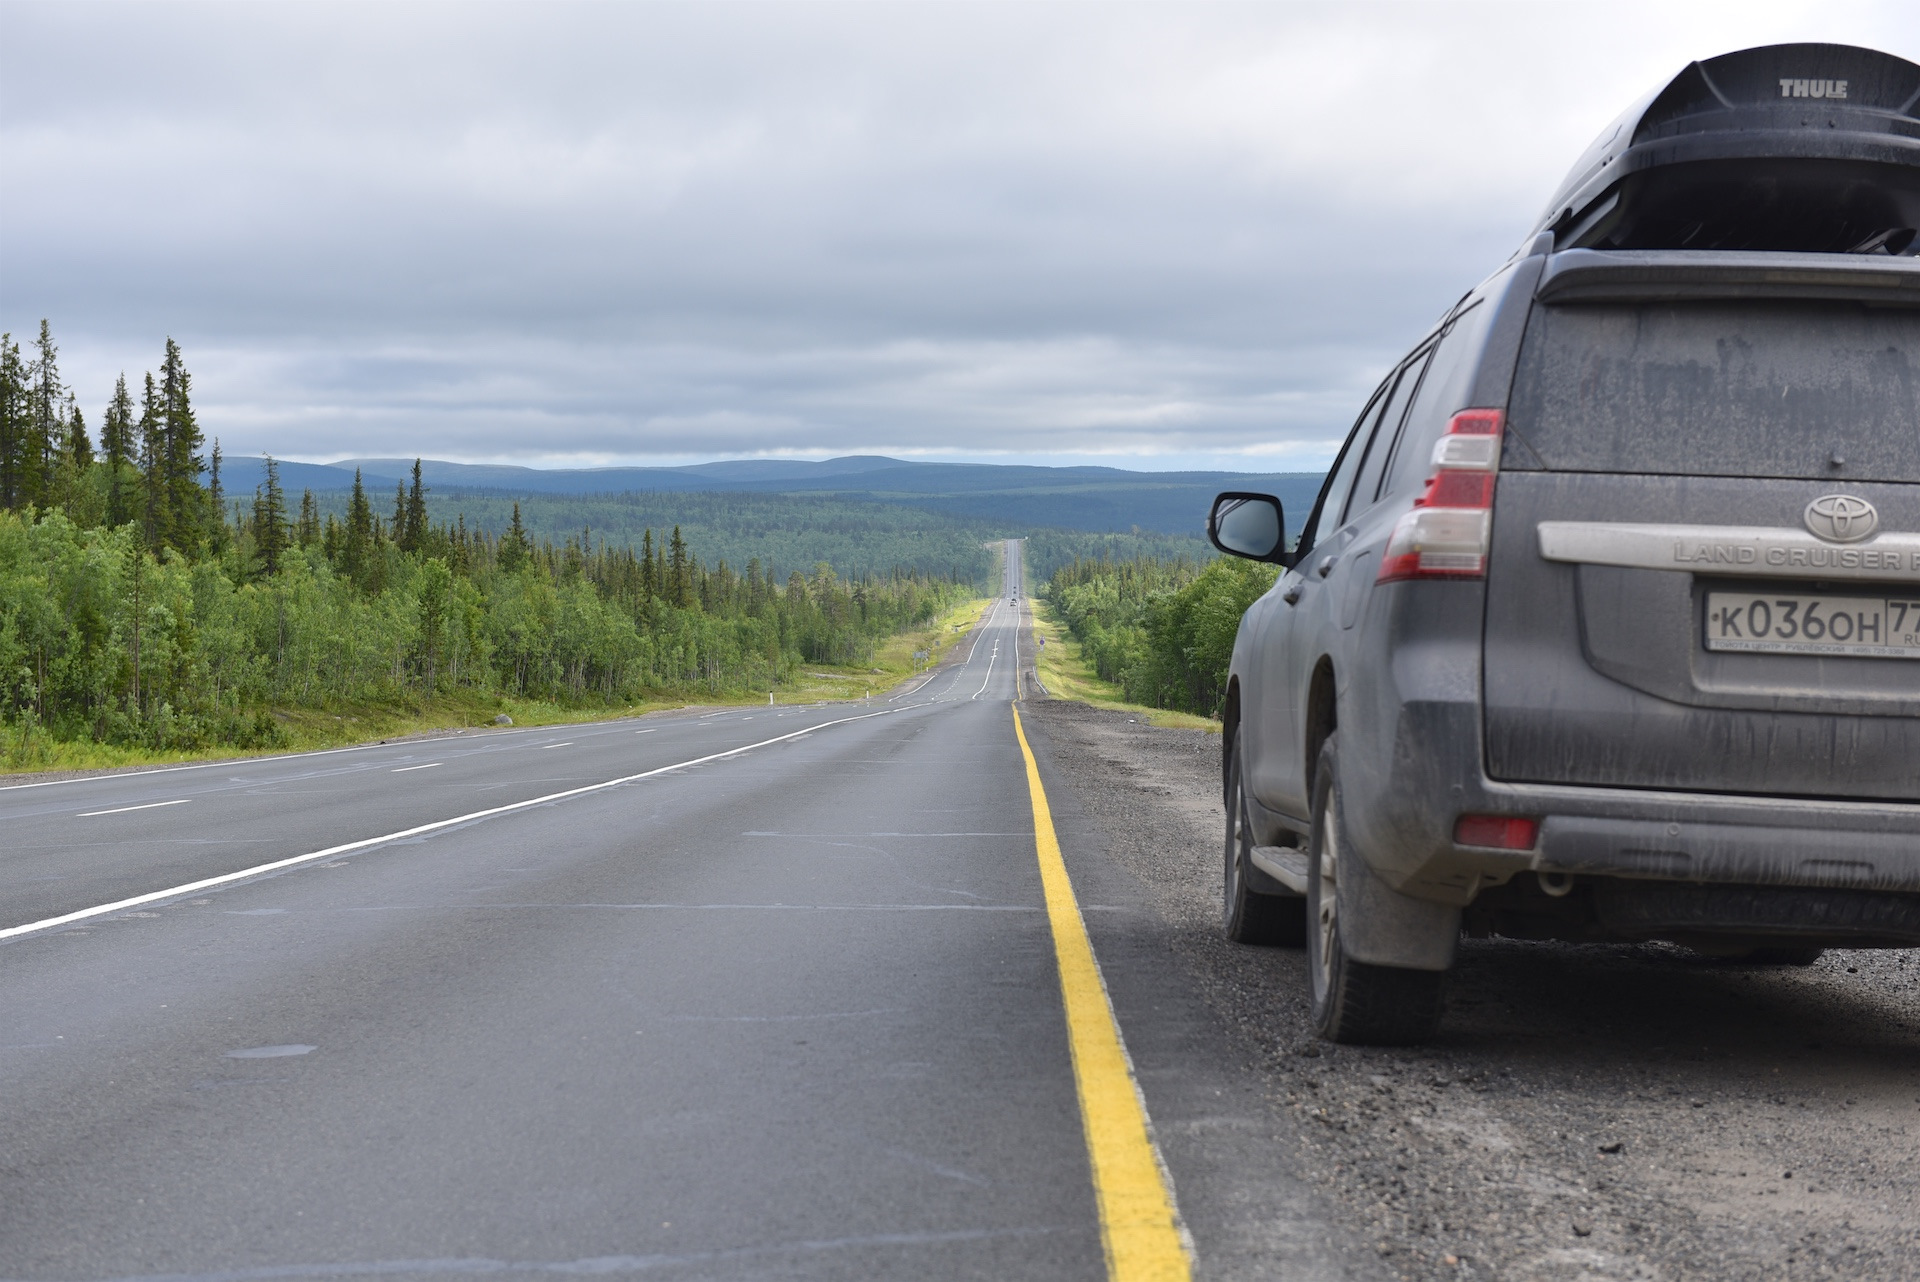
5,2,1915,470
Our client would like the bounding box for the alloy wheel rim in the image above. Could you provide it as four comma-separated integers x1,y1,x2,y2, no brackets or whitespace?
1225,767,1243,915
1314,785,1339,998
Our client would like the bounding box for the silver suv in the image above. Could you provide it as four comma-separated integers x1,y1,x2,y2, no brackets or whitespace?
1208,42,1920,1044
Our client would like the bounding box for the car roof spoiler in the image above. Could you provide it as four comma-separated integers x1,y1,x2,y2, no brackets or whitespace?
1535,248,1920,305
1529,43,1920,255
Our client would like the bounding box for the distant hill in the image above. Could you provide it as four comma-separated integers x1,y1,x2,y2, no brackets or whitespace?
217,458,406,496
325,455,943,494
217,454,1325,540
674,455,919,482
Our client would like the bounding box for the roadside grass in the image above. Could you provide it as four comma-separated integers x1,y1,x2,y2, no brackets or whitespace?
781,592,991,701
0,691,686,778
866,594,993,689
1029,598,1221,732
0,595,995,780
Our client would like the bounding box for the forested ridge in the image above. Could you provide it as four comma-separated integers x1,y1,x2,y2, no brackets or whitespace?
257,483,1220,586
297,489,1002,586
0,324,969,758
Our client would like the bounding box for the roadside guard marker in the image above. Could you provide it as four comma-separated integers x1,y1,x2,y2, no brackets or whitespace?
1012,705,1191,1282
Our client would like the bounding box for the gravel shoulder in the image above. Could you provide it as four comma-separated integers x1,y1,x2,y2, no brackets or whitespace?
1023,695,1920,1282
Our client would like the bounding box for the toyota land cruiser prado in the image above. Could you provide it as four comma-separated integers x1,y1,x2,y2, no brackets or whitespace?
1207,42,1920,1044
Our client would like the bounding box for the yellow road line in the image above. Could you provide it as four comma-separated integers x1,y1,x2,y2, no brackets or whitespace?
1012,705,1192,1282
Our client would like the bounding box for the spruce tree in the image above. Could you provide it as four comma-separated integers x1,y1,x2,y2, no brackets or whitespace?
67,399,93,468
640,529,656,599
745,557,765,611
391,482,408,551
345,469,373,584
498,501,531,572
252,455,289,577
138,371,163,546
207,440,228,556
21,320,64,508
668,525,690,608
297,489,320,546
0,334,24,509
157,338,206,553
100,373,136,527
403,459,428,554
50,397,94,517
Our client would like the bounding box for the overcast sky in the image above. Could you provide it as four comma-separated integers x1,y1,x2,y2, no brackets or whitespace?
4,2,1915,473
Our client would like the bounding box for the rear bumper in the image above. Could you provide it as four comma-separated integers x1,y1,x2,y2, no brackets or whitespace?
1324,579,1920,905
1534,811,1920,893
1346,697,1920,901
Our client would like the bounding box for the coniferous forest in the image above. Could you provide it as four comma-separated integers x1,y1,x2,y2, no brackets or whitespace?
0,324,971,758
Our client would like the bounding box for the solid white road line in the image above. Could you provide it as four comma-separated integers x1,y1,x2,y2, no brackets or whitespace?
1013,611,1022,701
972,642,999,699
1,708,901,944
930,598,1000,702
887,668,943,701
392,763,442,773
77,799,191,818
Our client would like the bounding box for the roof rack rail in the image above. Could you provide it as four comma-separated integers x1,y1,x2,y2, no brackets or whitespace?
1532,43,1920,255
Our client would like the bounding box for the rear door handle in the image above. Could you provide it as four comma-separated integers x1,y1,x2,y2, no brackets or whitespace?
1316,556,1336,578
1281,583,1303,605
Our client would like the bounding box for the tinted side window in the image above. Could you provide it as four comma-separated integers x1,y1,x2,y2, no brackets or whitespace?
1297,379,1390,558
1345,347,1432,521
1385,300,1493,497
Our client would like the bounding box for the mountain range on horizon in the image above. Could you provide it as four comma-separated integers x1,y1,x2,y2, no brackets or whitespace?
216,453,1325,539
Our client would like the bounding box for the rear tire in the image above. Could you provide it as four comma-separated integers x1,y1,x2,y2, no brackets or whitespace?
1224,747,1305,946
1307,737,1445,1045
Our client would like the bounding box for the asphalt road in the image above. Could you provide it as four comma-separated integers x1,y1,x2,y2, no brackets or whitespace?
1,540,1346,1282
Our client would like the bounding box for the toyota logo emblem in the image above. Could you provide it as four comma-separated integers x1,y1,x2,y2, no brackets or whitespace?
1804,494,1879,544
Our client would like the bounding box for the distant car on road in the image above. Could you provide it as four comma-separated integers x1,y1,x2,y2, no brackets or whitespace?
1208,42,1920,1044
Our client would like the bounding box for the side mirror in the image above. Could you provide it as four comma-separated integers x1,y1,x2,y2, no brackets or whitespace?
1208,492,1290,565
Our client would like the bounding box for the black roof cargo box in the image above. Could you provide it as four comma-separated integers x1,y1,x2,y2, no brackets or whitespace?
1536,43,1920,254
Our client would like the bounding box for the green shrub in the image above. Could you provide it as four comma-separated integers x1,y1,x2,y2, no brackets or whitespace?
1045,553,1276,717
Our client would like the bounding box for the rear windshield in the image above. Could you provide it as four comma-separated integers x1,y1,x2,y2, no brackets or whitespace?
1506,300,1920,481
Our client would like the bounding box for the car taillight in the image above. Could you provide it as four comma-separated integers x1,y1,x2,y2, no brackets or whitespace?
1377,408,1504,583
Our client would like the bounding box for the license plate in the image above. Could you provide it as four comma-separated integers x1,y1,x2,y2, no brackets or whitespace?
1705,591,1920,659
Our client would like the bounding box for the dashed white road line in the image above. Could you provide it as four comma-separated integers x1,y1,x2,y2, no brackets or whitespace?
392,763,442,773
537,743,574,750
2,707,901,944
0,718,606,794
77,799,190,818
